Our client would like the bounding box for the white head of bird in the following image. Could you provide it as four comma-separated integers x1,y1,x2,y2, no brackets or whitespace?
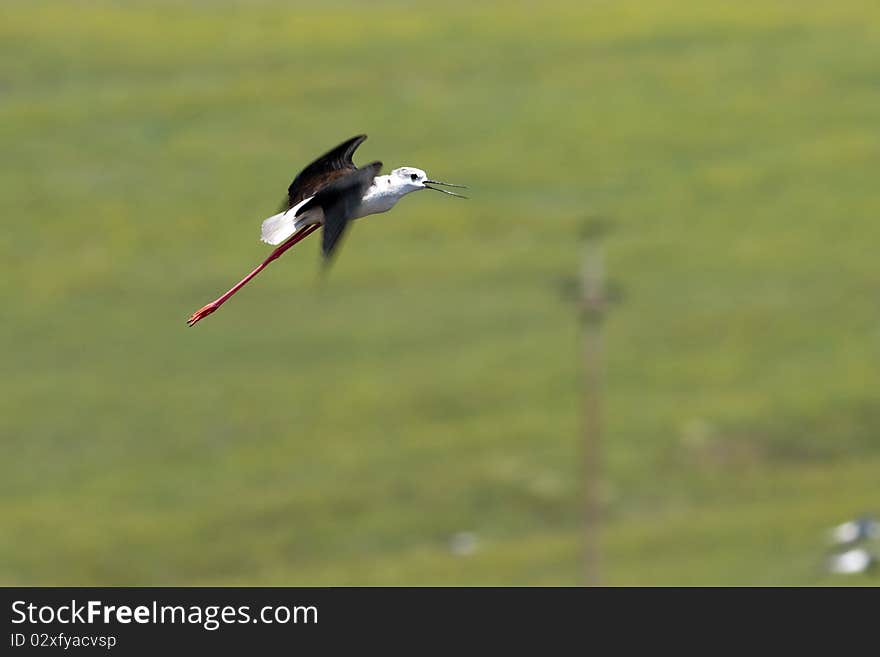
390,167,429,193
361,166,467,214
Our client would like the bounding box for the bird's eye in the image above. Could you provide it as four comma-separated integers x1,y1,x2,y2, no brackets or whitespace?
410,173,418,181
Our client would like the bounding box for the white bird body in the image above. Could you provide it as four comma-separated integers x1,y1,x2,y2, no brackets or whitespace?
260,170,428,245
360,174,414,215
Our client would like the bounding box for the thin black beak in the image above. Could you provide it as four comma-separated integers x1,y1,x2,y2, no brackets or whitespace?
424,179,468,198
425,179,467,189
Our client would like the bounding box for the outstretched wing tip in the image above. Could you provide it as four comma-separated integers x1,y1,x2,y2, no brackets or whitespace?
283,135,372,209
345,134,369,158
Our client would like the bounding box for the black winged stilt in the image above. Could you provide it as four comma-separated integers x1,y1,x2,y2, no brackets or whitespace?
187,135,466,326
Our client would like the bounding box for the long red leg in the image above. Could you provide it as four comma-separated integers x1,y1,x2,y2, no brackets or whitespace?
187,223,320,327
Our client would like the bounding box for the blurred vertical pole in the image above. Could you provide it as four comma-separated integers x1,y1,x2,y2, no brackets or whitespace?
580,233,606,587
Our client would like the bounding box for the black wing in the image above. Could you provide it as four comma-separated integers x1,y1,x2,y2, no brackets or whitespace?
295,161,382,262
280,135,368,211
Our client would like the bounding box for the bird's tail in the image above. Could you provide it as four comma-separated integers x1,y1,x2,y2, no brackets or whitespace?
261,210,304,246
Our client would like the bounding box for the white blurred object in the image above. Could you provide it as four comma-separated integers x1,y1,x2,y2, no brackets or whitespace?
827,548,874,575
449,532,478,557
829,516,879,546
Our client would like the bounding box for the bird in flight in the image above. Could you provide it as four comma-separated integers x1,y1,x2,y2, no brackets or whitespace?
187,135,466,327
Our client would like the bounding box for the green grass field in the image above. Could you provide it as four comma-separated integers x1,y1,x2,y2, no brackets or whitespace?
2,0,879,585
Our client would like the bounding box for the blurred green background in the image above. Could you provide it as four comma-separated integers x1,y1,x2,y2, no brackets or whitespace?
3,0,879,585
